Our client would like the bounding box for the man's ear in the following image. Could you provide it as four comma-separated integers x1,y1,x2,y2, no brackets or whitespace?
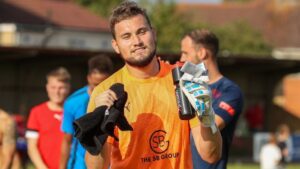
86,74,91,84
45,83,50,93
111,39,120,54
197,47,208,60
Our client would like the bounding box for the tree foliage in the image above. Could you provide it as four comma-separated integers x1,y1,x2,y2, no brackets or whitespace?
74,0,123,18
192,21,272,56
215,21,272,56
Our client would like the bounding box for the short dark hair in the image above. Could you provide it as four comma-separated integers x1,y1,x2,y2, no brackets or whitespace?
88,55,113,75
186,29,219,57
46,67,71,83
109,1,152,39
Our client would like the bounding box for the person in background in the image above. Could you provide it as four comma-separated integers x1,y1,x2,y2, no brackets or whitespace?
277,124,291,169
180,29,243,169
26,67,71,169
245,103,264,132
11,114,27,169
260,133,282,169
85,1,222,169
60,55,113,169
0,108,16,169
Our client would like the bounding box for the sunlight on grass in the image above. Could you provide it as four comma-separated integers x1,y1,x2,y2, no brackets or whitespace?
228,163,300,169
27,162,300,169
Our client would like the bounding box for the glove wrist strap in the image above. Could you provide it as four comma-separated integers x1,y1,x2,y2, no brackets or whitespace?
210,123,218,134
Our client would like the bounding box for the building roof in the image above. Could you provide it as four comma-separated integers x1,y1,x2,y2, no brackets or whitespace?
177,0,300,48
0,0,109,31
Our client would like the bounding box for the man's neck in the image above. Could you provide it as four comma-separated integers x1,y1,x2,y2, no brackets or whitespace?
88,87,93,96
47,101,63,111
204,60,223,84
125,57,160,78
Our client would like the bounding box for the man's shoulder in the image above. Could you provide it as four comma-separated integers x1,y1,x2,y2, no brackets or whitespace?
93,67,125,92
217,77,242,94
66,86,89,103
0,112,14,127
105,67,124,82
30,102,48,113
219,77,237,87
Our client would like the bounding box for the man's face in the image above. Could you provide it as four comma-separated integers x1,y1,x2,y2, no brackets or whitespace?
112,14,156,67
180,36,201,64
46,77,70,105
87,71,109,92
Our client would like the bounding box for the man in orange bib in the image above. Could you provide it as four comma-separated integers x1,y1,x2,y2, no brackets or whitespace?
85,1,222,169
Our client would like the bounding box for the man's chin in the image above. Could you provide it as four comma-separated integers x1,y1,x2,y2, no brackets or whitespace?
51,99,65,105
127,51,156,67
126,59,153,67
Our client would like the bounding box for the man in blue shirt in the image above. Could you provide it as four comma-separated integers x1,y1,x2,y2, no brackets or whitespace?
181,29,243,169
60,55,113,169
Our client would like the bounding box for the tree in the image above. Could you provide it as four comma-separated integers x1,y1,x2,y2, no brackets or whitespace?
213,21,272,56
74,0,122,18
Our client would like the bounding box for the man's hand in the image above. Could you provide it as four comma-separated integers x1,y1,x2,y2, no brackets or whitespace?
94,89,117,108
180,80,217,133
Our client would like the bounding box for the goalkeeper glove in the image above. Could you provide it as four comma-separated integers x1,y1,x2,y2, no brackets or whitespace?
179,62,217,134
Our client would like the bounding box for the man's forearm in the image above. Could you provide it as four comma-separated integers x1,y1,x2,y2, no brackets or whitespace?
28,147,48,169
1,119,16,169
85,152,103,169
59,134,72,169
0,151,14,169
1,142,15,169
27,139,48,169
192,125,222,164
85,142,111,169
59,143,71,169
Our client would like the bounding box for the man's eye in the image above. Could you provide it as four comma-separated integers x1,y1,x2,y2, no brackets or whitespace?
122,34,130,39
139,29,147,35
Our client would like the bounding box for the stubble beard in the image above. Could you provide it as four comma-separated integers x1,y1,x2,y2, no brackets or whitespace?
125,48,157,68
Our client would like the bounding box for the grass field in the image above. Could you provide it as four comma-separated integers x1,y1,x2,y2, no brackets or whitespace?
27,163,300,169
228,163,300,169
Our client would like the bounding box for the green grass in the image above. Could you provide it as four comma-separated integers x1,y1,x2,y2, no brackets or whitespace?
228,163,300,169
27,162,300,169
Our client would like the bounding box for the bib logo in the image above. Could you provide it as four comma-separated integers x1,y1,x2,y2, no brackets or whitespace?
149,130,169,154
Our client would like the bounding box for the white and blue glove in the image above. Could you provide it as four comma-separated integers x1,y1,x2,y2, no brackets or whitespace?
179,62,217,134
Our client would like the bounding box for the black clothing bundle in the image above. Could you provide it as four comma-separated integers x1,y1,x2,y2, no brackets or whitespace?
73,83,133,155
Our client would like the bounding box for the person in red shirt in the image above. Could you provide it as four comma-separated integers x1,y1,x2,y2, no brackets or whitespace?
26,67,71,169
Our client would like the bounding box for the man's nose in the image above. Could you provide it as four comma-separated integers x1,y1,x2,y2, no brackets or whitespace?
133,35,142,45
54,88,60,94
180,55,187,62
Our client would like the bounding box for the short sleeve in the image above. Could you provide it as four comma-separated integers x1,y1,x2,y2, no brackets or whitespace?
61,100,75,134
26,107,40,138
213,86,243,125
27,108,40,131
